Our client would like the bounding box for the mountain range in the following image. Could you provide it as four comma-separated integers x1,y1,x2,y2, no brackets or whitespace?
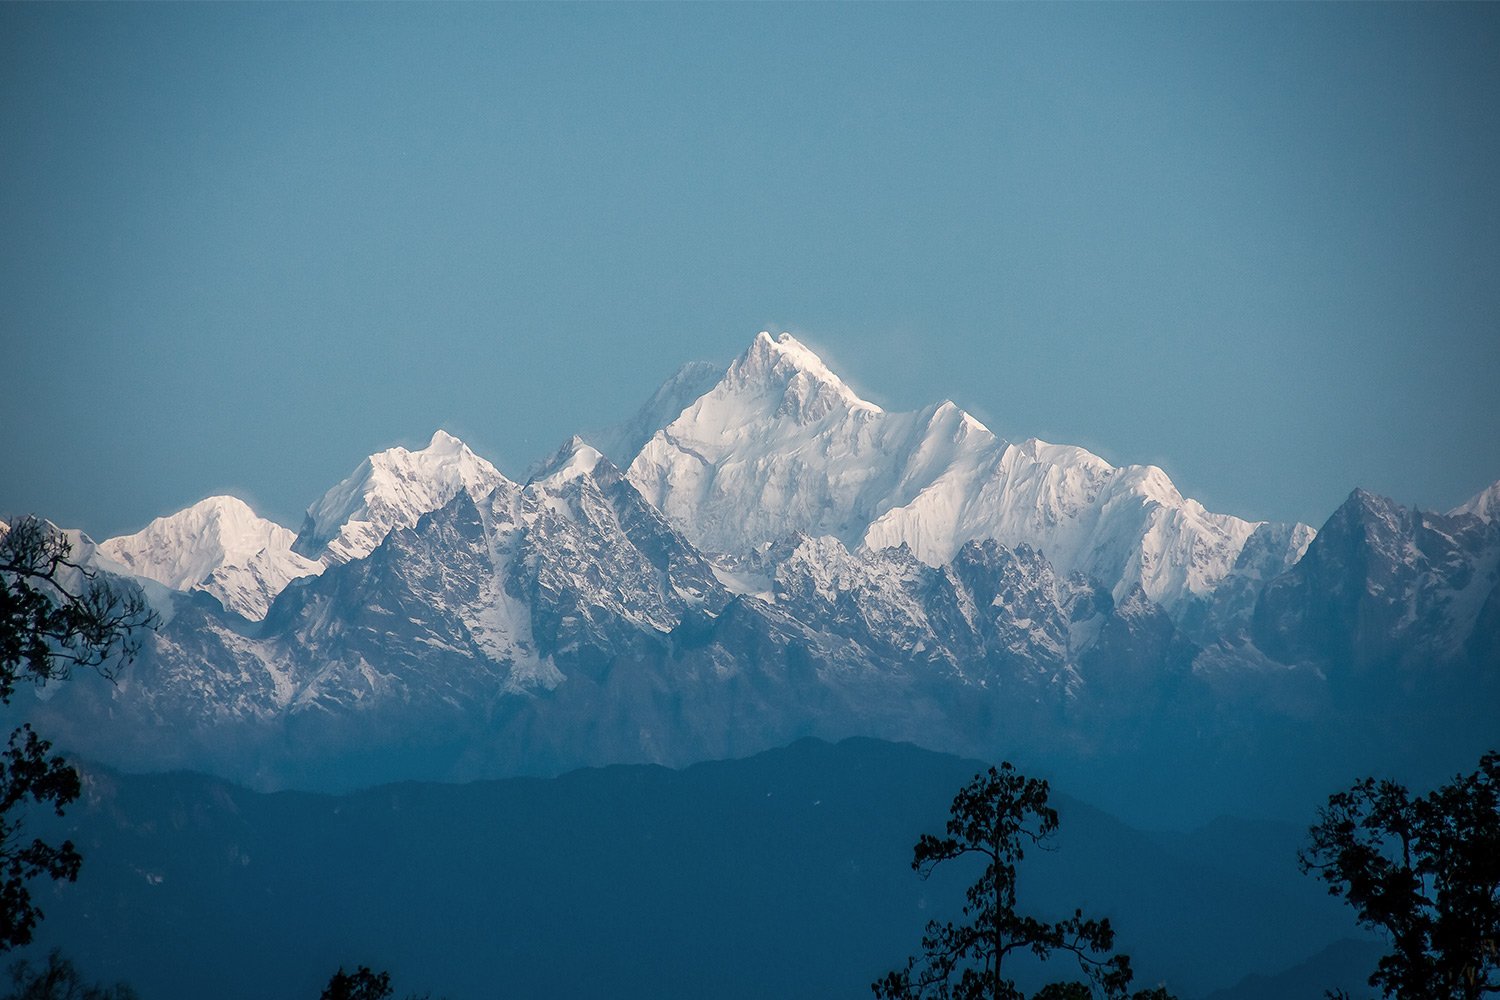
20,332,1498,824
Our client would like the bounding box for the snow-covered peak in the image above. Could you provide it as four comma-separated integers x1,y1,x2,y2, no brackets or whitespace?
743,331,857,384
423,428,468,455
1345,487,1402,523
629,329,1308,612
99,495,322,620
1451,479,1500,522
103,497,275,578
296,430,511,565
724,331,881,423
628,333,928,557
530,437,607,485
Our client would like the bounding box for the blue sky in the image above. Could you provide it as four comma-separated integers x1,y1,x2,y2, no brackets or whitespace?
3,3,1498,538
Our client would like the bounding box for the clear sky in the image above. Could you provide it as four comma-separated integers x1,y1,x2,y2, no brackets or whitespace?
3,3,1498,539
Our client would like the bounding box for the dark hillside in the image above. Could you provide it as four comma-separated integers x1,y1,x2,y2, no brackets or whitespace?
25,738,1364,999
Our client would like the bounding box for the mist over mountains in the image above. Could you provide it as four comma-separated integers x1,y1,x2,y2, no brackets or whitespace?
19,332,1495,828
25,738,1377,1000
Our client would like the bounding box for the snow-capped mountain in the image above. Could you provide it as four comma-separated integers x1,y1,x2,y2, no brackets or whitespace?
627,332,1312,618
18,332,1497,819
1453,480,1500,523
294,429,507,566
1,519,174,624
39,445,1200,792
40,438,754,781
1253,487,1500,675
102,438,724,719
98,496,322,621
92,431,508,621
41,448,1494,815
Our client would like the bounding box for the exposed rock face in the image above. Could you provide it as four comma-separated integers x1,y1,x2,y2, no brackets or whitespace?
1253,488,1500,676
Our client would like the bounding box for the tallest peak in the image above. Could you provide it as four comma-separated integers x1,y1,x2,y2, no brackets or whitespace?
733,331,879,415
752,330,822,365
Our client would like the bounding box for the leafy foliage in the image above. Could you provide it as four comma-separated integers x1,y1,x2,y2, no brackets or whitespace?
873,763,1175,1000
0,727,81,950
319,965,438,1000
0,517,156,950
320,966,391,1000
1300,751,1500,999
0,517,152,702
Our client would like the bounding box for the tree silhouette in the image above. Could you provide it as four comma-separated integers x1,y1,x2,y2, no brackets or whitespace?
2,948,138,999
318,965,439,1000
873,763,1176,1000
320,966,392,1000
1300,750,1500,999
0,517,156,950
0,518,151,701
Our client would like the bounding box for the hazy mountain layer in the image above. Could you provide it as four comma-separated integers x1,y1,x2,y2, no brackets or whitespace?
24,739,1369,1000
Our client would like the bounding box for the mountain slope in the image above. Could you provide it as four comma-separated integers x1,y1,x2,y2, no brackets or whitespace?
585,359,726,466
1204,940,1387,1000
38,439,756,785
